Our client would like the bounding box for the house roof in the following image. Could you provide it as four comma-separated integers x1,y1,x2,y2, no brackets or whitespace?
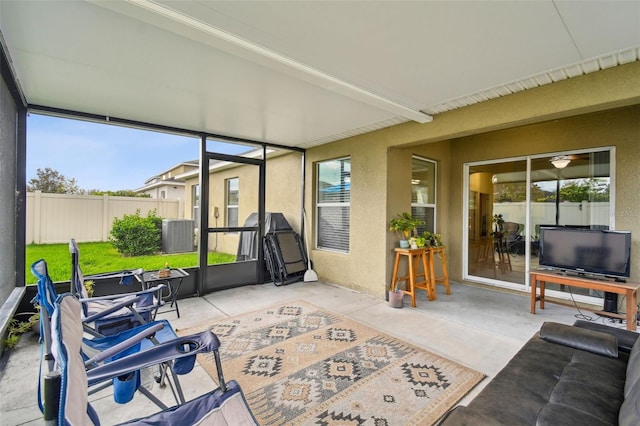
142,161,199,184
1,1,638,148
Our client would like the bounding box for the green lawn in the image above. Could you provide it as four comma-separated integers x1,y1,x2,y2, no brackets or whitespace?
26,242,235,284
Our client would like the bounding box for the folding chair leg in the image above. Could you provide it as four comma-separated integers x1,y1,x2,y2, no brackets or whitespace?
153,362,186,405
213,350,227,393
166,364,186,404
44,371,61,424
137,386,169,410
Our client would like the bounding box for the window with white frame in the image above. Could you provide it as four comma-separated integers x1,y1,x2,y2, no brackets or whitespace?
316,157,350,252
226,177,239,229
411,156,436,234
192,184,200,230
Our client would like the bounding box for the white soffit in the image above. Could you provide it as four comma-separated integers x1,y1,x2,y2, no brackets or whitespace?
158,1,640,114
425,46,640,115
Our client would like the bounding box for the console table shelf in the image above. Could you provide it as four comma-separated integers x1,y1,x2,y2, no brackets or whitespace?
530,270,640,331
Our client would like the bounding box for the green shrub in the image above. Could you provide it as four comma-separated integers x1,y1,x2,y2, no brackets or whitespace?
110,210,162,256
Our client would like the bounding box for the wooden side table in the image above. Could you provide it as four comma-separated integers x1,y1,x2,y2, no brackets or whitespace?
428,246,451,298
390,248,434,307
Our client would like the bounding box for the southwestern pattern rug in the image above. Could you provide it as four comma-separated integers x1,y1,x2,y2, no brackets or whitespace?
181,301,484,425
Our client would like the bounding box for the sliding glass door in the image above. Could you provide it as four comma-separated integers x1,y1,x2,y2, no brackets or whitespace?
464,148,614,300
466,159,527,286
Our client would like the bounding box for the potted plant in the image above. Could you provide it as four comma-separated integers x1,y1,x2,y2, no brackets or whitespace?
387,284,405,308
3,308,40,348
492,213,505,238
408,237,418,249
421,231,444,248
389,212,423,248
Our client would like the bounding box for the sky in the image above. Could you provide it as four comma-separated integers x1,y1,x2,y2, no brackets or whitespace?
27,114,248,192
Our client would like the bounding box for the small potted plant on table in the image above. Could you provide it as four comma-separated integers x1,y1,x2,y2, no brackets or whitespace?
389,212,423,248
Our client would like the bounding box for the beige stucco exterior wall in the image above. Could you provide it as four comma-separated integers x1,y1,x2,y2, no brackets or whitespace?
265,152,303,233
305,61,640,298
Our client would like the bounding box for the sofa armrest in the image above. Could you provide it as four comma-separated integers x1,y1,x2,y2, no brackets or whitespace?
540,322,618,358
573,319,639,354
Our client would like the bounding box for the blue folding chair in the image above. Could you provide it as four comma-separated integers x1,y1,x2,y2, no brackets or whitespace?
32,259,185,409
69,239,166,336
45,293,257,425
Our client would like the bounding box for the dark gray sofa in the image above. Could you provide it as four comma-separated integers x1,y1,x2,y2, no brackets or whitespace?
439,321,640,425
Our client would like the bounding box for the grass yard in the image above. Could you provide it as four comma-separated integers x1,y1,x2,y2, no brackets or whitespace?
26,242,235,284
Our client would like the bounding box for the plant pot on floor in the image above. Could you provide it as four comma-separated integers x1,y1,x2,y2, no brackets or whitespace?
388,289,404,308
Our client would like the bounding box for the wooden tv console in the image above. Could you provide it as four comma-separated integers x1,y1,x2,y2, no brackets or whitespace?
530,270,640,331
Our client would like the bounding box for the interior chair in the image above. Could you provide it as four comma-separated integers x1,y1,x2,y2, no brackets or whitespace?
44,293,257,426
32,259,186,410
502,221,522,255
69,238,166,336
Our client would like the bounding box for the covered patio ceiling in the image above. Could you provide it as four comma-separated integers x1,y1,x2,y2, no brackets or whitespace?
1,1,639,148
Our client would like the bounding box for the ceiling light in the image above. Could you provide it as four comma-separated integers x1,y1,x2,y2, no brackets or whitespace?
551,156,571,169
491,175,498,184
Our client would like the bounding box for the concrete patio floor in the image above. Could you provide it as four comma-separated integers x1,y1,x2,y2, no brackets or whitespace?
0,280,621,425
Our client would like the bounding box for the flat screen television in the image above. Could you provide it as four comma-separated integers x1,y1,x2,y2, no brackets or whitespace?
538,227,631,281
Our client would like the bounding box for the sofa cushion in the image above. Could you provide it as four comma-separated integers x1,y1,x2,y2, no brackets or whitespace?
547,374,623,425
537,403,612,426
540,322,618,358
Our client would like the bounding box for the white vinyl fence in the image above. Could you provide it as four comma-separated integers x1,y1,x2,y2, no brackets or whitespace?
495,201,611,234
27,191,183,244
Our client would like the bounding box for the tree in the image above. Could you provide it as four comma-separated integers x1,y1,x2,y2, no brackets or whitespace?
28,167,82,194
560,178,609,202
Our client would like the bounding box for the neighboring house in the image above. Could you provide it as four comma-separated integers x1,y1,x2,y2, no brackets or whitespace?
135,161,198,200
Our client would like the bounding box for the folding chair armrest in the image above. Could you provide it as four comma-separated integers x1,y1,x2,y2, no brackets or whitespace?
83,284,166,301
85,322,166,366
138,283,167,296
84,268,144,281
87,331,220,386
82,295,141,323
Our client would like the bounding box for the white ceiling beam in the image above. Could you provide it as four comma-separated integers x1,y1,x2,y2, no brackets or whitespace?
123,0,432,124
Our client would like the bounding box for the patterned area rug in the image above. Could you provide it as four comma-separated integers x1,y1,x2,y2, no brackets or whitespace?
181,301,484,425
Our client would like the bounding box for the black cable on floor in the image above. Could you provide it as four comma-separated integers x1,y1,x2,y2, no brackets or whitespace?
567,286,594,321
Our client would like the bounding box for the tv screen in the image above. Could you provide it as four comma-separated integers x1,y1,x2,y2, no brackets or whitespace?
539,227,631,280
